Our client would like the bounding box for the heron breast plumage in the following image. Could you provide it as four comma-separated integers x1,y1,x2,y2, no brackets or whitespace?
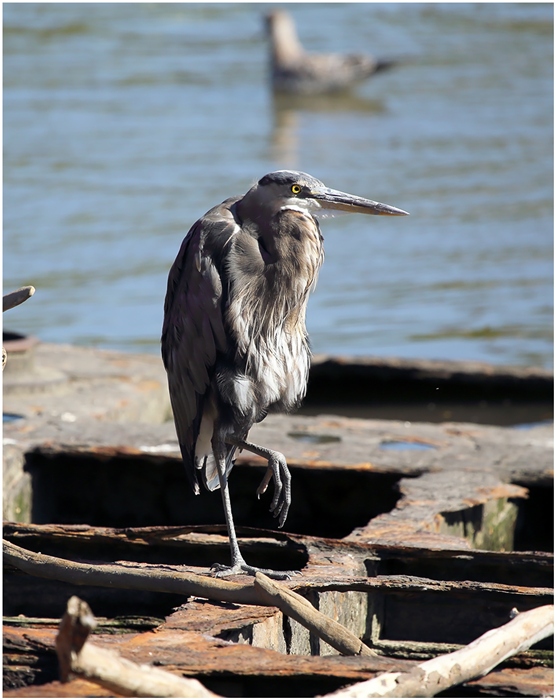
224,209,323,417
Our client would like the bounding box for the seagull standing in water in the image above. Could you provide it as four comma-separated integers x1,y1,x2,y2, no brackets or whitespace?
265,10,398,96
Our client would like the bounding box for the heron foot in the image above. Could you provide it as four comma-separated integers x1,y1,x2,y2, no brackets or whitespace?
210,561,296,580
229,438,292,529
255,451,291,528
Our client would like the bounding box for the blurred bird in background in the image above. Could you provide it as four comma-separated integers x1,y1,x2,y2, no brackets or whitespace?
265,9,399,96
162,170,408,578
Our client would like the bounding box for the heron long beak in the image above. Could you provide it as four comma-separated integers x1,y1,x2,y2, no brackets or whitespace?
311,187,409,216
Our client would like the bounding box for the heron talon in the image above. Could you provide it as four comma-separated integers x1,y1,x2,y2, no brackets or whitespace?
210,561,297,580
257,467,273,498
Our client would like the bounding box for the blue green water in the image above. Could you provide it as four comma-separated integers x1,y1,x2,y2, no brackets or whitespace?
4,3,553,368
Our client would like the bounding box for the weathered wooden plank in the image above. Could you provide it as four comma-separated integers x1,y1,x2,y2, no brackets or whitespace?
4,529,552,654
462,666,554,697
3,623,413,684
4,523,552,588
4,613,552,698
9,665,552,700
55,597,218,698
4,678,121,697
4,344,552,428
4,414,551,553
6,413,552,481
325,605,554,698
4,542,553,695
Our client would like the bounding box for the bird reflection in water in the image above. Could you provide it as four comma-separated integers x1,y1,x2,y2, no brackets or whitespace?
264,10,397,167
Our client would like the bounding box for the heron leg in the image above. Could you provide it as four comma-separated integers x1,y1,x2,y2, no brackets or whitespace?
211,451,246,572
228,438,291,529
210,446,293,580
211,443,299,580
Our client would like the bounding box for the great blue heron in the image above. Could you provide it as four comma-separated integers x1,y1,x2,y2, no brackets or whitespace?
265,10,398,96
162,170,408,578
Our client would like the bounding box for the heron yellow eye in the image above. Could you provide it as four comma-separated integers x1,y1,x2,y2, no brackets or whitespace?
291,184,301,195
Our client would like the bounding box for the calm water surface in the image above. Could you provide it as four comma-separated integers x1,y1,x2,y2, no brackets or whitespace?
4,3,553,368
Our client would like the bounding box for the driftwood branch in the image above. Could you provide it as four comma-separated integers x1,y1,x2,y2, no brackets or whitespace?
4,539,372,657
2,285,36,370
326,604,554,698
255,572,375,656
3,538,262,605
3,285,35,312
56,596,217,697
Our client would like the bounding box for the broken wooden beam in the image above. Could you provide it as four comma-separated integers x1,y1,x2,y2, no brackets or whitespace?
3,286,35,313
255,572,376,657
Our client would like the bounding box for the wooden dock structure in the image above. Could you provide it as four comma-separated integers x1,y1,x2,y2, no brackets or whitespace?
3,341,553,697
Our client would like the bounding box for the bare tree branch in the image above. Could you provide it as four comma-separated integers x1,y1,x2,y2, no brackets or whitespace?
3,539,264,605
325,604,554,698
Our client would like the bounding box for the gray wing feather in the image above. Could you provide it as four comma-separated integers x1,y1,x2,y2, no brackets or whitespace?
162,208,234,492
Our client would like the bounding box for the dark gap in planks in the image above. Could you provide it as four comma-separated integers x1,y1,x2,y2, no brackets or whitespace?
370,590,553,650
300,399,554,428
304,360,553,427
24,450,402,539
4,616,161,691
2,524,308,572
3,566,186,619
512,482,554,553
199,674,380,698
370,551,552,589
435,683,532,699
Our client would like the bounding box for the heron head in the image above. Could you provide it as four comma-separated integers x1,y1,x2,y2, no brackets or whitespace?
242,170,408,223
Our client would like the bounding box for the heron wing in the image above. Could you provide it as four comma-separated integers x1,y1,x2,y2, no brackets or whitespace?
161,200,238,493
